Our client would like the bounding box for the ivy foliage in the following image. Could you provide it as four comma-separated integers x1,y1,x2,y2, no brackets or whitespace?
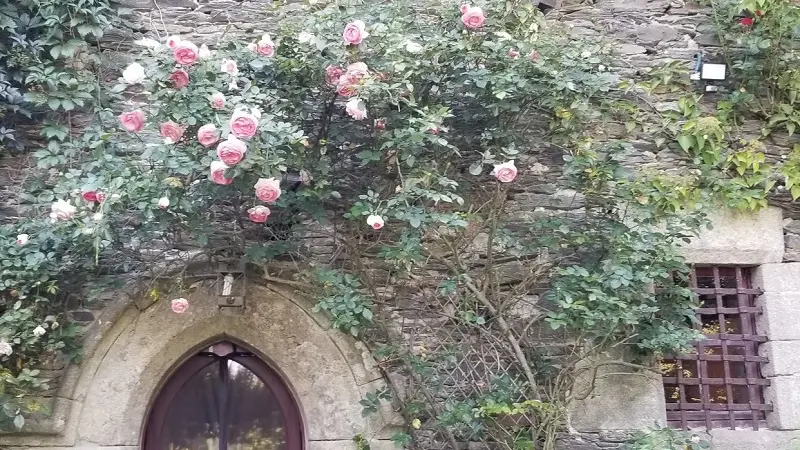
0,0,117,154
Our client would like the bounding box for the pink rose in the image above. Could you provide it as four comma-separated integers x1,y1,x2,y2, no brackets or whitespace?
96,192,106,203
210,161,233,185
160,121,185,144
166,35,181,49
247,43,258,52
366,214,384,230
461,6,485,29
119,110,145,132
336,62,369,97
256,35,276,57
220,59,239,76
173,40,199,65
216,136,247,165
170,298,189,314
508,48,520,59
337,81,359,97
254,177,282,203
493,161,518,183
374,118,386,130
326,65,344,85
346,62,369,78
343,20,369,45
170,69,189,88
230,110,259,139
82,191,98,203
528,49,540,62
197,124,220,147
248,205,271,223
346,98,368,120
211,92,226,109
459,4,470,14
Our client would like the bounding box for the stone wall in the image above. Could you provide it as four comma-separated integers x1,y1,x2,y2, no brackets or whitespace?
2,0,800,449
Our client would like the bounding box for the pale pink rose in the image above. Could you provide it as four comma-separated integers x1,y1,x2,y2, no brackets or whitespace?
216,136,247,165
337,81,358,97
493,161,518,183
160,121,185,144
366,214,384,230
325,65,344,85
158,197,170,209
197,124,220,147
173,40,199,65
220,59,239,76
343,20,369,45
247,42,258,52
50,199,76,221
210,161,233,185
345,98,368,120
119,110,145,132
166,35,182,49
211,92,226,109
82,191,98,203
336,62,369,97
346,62,369,78
170,69,189,88
461,6,485,29
170,298,189,314
374,118,386,130
256,35,276,57
247,205,271,223
528,49,540,62
460,3,470,14
254,177,282,203
229,110,259,139
508,48,520,59
427,125,441,134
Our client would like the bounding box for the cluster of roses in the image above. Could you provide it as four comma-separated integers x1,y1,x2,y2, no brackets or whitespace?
118,34,284,224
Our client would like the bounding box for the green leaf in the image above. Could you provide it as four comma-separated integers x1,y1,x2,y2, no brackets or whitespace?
13,414,24,430
409,217,421,228
469,162,483,175
676,134,693,152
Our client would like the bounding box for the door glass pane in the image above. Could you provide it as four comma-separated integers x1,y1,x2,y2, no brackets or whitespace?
156,357,287,450
227,359,287,450
158,358,222,450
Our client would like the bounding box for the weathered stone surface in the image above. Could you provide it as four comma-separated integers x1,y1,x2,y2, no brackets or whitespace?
634,23,680,44
761,341,800,377
764,376,800,430
756,293,800,340
681,206,784,264
570,360,666,431
754,262,800,293
710,429,800,450
618,43,648,54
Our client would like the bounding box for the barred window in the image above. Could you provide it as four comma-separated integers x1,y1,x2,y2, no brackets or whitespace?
662,266,771,430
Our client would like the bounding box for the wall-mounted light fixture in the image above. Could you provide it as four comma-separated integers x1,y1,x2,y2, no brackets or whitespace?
216,263,246,307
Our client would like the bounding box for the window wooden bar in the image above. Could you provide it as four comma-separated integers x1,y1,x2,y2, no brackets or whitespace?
663,266,772,430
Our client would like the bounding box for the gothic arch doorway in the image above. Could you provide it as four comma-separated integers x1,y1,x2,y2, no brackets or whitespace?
143,340,304,450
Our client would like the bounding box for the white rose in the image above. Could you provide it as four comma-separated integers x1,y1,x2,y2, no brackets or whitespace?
199,44,211,58
158,197,170,209
50,199,76,221
366,214,384,230
405,41,423,54
0,341,12,356
122,62,146,84
93,212,103,221
16,234,29,246
345,98,368,120
33,326,46,337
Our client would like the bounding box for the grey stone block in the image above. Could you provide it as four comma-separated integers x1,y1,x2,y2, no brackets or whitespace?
681,207,784,265
761,341,800,377
764,376,800,430
757,293,800,339
754,263,800,293
709,429,800,450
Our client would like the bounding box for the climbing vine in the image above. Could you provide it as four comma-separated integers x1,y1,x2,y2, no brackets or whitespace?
0,0,796,447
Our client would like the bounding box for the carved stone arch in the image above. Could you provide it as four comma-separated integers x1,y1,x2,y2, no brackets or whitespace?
0,280,401,450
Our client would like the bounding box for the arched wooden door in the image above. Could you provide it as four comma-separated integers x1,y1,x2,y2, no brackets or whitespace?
143,341,304,450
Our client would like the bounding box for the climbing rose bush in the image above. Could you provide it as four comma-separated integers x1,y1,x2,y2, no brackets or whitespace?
3,0,625,430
